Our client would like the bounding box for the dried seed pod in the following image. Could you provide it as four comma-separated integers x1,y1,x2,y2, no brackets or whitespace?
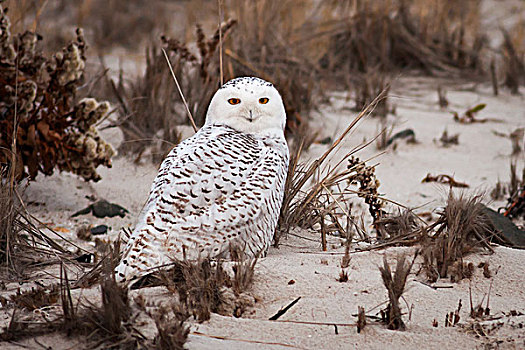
0,7,113,182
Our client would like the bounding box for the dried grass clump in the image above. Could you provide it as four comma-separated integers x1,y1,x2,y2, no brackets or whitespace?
379,254,415,330
421,192,498,282
501,22,525,95
114,20,236,159
159,248,258,322
168,260,230,322
162,258,243,322
0,5,114,181
0,166,77,279
277,98,385,247
322,0,485,77
375,209,422,243
502,161,525,219
150,304,190,350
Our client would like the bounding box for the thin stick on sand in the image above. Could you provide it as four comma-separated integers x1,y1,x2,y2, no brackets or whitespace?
161,48,198,133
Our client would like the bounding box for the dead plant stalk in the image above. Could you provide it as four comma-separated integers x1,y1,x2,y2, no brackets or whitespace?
161,48,198,133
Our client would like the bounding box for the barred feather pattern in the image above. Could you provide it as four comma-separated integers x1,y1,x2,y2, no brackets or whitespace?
115,123,289,284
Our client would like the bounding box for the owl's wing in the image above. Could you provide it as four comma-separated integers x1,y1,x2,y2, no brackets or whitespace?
115,125,288,284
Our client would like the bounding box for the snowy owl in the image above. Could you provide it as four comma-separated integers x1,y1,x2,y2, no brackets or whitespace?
115,77,289,284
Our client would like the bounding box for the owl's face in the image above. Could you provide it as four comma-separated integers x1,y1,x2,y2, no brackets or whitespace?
205,77,286,136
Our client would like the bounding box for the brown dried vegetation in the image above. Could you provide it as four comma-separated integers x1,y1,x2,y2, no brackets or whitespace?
379,253,416,330
320,0,486,104
420,192,499,282
276,98,385,247
0,5,114,182
113,20,236,159
160,250,258,323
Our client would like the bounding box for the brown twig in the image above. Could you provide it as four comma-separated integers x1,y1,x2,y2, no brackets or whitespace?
161,48,198,133
269,297,302,321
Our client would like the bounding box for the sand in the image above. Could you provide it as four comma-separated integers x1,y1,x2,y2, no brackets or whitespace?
1,73,524,349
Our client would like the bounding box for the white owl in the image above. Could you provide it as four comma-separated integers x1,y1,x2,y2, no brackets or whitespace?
115,77,289,284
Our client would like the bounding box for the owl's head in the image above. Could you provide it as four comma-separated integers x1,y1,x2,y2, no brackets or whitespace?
205,77,286,136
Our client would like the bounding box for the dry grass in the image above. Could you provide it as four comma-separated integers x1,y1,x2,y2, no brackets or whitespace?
169,259,231,322
379,253,416,330
321,0,485,77
159,250,258,322
111,20,236,160
276,94,386,247
375,209,422,243
150,304,189,350
420,192,499,282
502,21,525,95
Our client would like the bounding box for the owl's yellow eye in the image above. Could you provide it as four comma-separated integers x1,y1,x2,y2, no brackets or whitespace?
259,97,269,104
228,98,241,105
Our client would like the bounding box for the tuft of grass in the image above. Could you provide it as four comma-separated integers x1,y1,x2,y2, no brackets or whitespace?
230,245,258,297
379,253,416,331
321,0,485,77
421,192,498,282
276,94,386,247
375,209,422,243
151,304,190,350
162,259,231,322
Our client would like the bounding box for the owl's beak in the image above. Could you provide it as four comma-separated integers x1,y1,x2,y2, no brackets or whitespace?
247,110,254,122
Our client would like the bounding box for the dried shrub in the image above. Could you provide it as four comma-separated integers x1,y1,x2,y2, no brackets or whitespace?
151,304,189,350
501,161,525,219
322,0,485,77
501,23,525,95
0,6,114,181
163,259,231,322
375,209,422,243
421,192,499,282
114,20,236,159
379,254,415,331
276,98,385,246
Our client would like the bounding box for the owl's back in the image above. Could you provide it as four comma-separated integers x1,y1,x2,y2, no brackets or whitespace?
115,124,289,284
